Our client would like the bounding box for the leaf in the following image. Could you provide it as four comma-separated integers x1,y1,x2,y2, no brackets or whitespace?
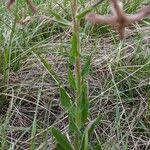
68,112,80,134
29,87,42,150
71,33,79,57
79,131,89,150
84,132,88,150
81,55,91,77
81,82,89,125
56,143,65,150
76,7,92,20
33,50,60,86
68,67,76,90
95,143,102,150
80,117,101,150
68,54,75,67
59,86,73,111
76,0,104,20
50,9,63,20
51,127,74,150
86,116,101,135
50,9,71,26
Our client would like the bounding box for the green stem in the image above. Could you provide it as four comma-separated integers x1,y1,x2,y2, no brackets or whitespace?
71,0,82,149
75,21,81,128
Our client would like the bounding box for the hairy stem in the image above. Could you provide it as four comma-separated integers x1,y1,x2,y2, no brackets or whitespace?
71,0,82,149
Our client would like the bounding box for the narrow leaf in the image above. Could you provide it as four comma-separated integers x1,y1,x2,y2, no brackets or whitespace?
95,144,102,150
54,19,71,26
33,50,60,86
81,55,91,77
60,87,72,111
68,112,80,134
51,127,74,150
81,82,89,124
29,88,42,150
50,9,71,26
76,7,92,20
68,67,76,90
84,132,88,150
86,116,101,135
80,117,101,150
79,132,89,150
76,0,104,19
56,143,65,150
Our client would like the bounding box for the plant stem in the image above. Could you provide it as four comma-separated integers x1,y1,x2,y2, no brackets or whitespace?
71,0,82,149
75,21,81,128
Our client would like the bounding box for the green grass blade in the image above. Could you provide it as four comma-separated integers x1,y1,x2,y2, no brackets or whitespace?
1,90,14,149
79,132,88,150
95,144,102,150
76,0,104,19
84,132,88,150
32,50,60,86
29,79,43,150
50,9,71,26
76,7,92,20
86,116,101,135
51,127,74,150
80,116,101,150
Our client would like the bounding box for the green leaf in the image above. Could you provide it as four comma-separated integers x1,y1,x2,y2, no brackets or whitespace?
81,55,91,77
76,7,92,20
95,143,102,150
71,33,79,57
68,67,76,90
84,132,88,150
51,127,74,150
80,117,101,150
50,9,71,26
33,50,60,86
76,0,104,20
81,82,89,125
29,88,42,150
68,54,75,67
1,49,9,80
68,112,80,134
59,87,72,111
86,116,101,135
79,132,89,150
56,143,65,150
